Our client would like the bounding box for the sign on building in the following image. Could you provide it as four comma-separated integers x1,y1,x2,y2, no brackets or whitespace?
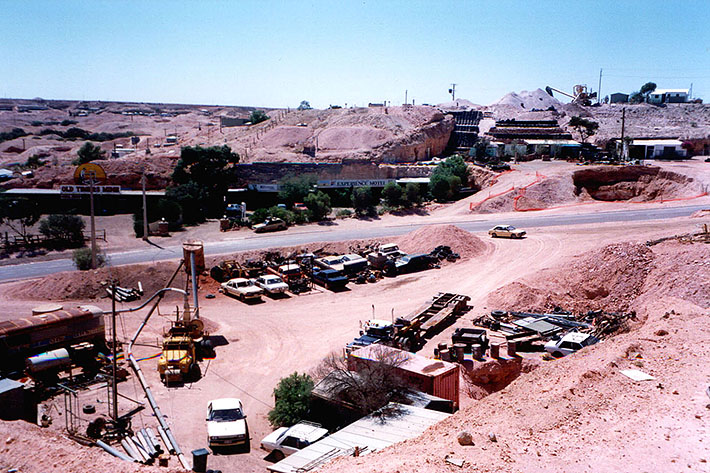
60,185,121,195
317,179,396,189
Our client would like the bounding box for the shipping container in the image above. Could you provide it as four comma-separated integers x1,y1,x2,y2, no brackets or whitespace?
348,345,459,410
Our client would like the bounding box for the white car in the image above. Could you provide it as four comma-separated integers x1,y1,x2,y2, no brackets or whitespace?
488,225,526,239
221,278,264,301
545,332,599,358
260,421,328,459
206,398,249,450
255,275,289,295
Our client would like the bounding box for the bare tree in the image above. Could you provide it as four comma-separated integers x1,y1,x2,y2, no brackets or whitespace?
313,345,411,414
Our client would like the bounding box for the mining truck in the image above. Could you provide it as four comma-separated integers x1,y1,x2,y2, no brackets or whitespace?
157,308,206,385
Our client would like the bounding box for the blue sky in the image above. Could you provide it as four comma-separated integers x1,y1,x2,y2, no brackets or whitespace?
1,1,708,108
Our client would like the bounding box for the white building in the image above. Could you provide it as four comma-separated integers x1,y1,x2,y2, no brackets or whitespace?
648,89,689,104
629,139,687,158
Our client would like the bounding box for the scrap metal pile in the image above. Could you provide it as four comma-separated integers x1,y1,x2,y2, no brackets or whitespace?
474,307,636,347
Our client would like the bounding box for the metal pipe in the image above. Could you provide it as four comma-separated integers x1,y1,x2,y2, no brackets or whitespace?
157,424,174,454
121,438,142,462
129,436,151,463
190,251,199,319
139,429,157,457
124,261,190,470
146,427,163,453
96,439,135,463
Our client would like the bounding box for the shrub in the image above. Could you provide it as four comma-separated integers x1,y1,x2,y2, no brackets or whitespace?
336,208,352,218
39,214,85,248
249,110,269,124
304,191,331,221
403,182,422,207
352,186,376,216
381,182,403,208
73,142,105,165
278,175,316,207
60,119,78,126
268,373,314,428
72,247,106,270
25,154,46,168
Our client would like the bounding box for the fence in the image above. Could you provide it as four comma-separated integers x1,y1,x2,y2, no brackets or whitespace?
1,229,106,252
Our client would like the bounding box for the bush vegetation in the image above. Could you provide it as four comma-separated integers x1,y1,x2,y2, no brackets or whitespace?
267,373,314,427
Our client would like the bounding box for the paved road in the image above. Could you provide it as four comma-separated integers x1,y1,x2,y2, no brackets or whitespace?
0,203,706,282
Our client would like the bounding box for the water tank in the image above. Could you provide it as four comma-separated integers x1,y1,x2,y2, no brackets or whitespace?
26,348,71,374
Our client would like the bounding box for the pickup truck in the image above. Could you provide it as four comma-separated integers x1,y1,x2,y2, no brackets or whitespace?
260,421,327,460
311,269,348,290
207,398,249,451
345,319,394,353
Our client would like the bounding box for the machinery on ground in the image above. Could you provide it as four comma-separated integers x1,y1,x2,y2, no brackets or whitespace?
545,85,597,106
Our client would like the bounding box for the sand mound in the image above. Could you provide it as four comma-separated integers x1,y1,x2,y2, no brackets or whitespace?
0,418,180,473
493,88,562,109
394,224,487,259
259,126,313,147
436,98,481,110
317,126,391,150
487,242,656,313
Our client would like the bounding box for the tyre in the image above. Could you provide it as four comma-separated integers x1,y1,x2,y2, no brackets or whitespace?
491,233,497,238
240,294,245,302
552,351,564,358
271,450,284,461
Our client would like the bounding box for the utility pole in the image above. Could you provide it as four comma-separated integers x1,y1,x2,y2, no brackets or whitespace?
598,68,603,104
449,83,456,101
620,108,627,160
111,284,118,421
404,90,408,105
89,172,97,269
141,168,149,241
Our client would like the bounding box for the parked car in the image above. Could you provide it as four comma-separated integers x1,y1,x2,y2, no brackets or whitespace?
206,398,249,450
488,225,526,239
260,421,328,459
255,275,289,295
393,253,435,275
221,278,264,301
253,218,287,233
545,332,599,358
311,269,348,290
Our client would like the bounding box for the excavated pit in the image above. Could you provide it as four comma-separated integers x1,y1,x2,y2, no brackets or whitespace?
572,165,701,202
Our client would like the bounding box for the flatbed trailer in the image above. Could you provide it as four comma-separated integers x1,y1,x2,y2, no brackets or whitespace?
393,293,470,351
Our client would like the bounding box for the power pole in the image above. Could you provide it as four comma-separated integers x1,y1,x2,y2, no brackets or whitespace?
111,284,118,421
141,169,148,241
620,108,627,160
598,68,603,104
89,173,97,269
449,83,457,101
404,90,408,105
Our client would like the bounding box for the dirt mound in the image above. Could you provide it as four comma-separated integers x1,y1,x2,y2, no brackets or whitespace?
493,88,562,109
394,225,487,259
487,242,656,313
0,418,181,473
573,166,704,201
317,127,391,150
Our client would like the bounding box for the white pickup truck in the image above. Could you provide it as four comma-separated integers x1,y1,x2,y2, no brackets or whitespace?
260,421,328,460
206,398,249,451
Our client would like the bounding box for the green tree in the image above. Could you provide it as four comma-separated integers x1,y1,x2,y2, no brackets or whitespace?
25,154,46,169
352,186,376,216
39,214,85,248
0,196,42,245
403,182,422,207
429,173,461,201
473,137,491,160
249,110,269,124
278,175,316,207
72,247,106,270
629,91,644,104
169,145,240,223
297,100,312,111
640,82,657,99
436,155,469,182
132,198,183,238
304,191,331,221
568,116,599,143
268,373,314,428
73,142,105,165
381,182,403,208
